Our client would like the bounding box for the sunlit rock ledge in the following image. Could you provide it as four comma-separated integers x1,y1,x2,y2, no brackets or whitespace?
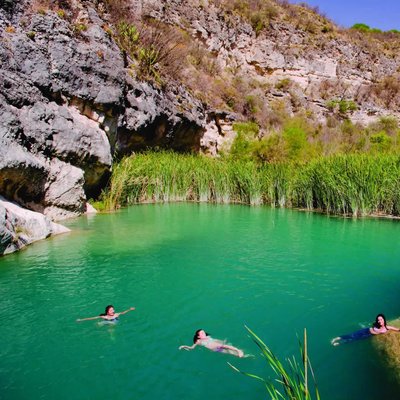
0,196,70,256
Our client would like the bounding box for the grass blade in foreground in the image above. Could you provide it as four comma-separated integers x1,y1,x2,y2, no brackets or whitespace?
229,327,320,400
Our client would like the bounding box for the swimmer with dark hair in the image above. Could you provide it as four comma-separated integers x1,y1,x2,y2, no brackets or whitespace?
179,329,244,357
76,305,135,322
331,313,400,346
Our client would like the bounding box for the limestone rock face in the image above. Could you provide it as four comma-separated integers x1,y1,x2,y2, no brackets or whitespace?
0,196,69,255
0,6,116,221
119,80,206,154
141,0,400,124
43,159,86,220
200,112,237,156
0,0,209,234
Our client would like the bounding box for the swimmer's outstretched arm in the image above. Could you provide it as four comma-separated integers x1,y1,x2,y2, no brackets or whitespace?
387,325,400,332
179,343,198,351
76,315,102,322
118,307,136,315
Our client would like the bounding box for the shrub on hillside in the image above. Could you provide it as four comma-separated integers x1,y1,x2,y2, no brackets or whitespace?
338,120,366,152
116,20,187,84
229,122,260,161
254,134,287,163
371,75,400,109
369,132,393,153
220,0,279,34
368,116,399,138
351,23,371,32
275,78,291,90
326,99,357,116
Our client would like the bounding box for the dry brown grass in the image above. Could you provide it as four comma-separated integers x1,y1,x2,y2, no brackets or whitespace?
5,26,16,33
216,0,335,37
140,21,189,82
343,28,400,60
30,0,72,13
373,319,400,383
101,0,137,24
371,75,400,110
318,79,350,100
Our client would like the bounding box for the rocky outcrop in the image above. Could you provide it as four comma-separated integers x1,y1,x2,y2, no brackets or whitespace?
143,0,400,124
200,111,237,156
0,7,116,220
0,196,69,255
119,79,206,154
0,1,215,228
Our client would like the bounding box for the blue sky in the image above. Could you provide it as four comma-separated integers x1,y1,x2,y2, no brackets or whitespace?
289,0,400,31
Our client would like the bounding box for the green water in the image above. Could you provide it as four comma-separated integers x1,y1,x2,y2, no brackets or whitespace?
1,204,400,400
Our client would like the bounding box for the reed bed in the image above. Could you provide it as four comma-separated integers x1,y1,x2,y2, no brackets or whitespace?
291,154,400,216
102,152,400,217
103,152,277,208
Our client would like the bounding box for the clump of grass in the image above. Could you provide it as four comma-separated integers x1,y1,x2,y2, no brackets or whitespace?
5,26,16,33
275,78,292,91
73,23,88,32
326,99,358,115
114,20,187,85
229,327,320,400
87,198,107,212
26,31,36,40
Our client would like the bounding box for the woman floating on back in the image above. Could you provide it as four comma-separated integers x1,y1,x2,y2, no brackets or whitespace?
331,314,400,346
179,329,244,357
76,305,135,323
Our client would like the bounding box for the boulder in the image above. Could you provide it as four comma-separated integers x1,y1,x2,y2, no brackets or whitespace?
0,196,69,255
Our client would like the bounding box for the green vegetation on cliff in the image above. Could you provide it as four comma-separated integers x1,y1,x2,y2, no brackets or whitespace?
227,116,400,163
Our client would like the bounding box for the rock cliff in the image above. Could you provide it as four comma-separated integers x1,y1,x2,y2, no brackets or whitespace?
145,0,399,122
0,0,399,254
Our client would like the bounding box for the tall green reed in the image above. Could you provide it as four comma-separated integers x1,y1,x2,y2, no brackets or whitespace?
291,154,400,216
101,151,400,217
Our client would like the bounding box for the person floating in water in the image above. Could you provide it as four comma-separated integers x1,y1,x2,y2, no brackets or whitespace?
331,314,400,346
179,329,244,357
76,305,135,323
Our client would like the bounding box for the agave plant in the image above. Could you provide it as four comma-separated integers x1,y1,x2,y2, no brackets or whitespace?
229,326,320,400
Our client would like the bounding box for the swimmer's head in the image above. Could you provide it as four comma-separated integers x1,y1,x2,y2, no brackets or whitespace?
193,329,209,343
374,314,386,328
102,305,114,316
